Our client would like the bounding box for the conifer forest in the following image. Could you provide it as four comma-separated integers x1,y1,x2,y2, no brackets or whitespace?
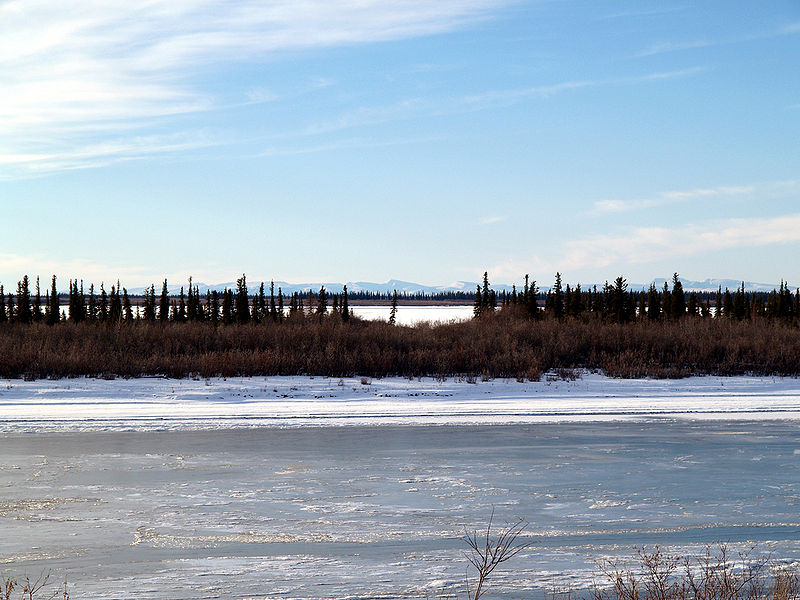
0,272,798,380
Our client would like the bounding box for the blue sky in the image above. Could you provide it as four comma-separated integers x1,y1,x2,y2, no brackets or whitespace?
1,0,799,288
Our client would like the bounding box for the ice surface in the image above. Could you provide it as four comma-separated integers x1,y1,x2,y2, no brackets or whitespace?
3,375,800,598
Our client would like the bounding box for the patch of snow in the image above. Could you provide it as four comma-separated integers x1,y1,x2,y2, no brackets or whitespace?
1,373,800,431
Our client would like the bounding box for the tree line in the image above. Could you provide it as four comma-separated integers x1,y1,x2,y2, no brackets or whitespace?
0,272,798,327
0,275,351,325
474,272,800,325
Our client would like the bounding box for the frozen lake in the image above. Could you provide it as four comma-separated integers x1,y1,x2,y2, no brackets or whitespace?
3,376,800,599
350,305,473,325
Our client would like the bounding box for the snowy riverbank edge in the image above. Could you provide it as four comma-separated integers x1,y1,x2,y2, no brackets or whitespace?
3,373,800,431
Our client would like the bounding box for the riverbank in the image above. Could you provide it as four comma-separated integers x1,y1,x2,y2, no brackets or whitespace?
2,373,800,431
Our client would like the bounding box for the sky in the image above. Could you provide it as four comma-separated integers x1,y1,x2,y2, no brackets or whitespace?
1,0,799,289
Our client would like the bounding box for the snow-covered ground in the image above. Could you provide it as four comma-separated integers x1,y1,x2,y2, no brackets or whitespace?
2,373,800,431
351,304,473,325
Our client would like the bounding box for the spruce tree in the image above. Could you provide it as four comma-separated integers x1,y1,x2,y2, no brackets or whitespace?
210,290,220,326
122,288,133,321
143,285,156,322
269,281,277,322
16,276,32,324
235,275,250,324
473,285,482,318
187,278,197,322
176,287,187,322
257,283,266,322
99,284,108,322
159,280,169,322
389,289,398,325
7,292,15,323
661,282,671,319
552,273,564,319
527,280,538,319
278,287,284,323
670,273,685,319
611,276,628,323
0,286,6,323
723,288,734,318
341,285,350,322
646,284,661,320
687,292,699,317
47,276,60,325
316,286,328,315
33,276,42,322
109,285,122,323
481,272,492,312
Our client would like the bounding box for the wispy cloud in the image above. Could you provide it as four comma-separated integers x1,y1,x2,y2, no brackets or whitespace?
480,216,506,225
592,180,800,214
558,213,800,271
299,67,705,136
0,0,508,178
597,6,688,20
637,21,800,57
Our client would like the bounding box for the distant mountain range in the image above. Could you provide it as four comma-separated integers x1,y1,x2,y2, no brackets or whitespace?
126,277,792,296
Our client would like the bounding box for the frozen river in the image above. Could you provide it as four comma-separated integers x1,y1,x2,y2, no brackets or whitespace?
3,377,800,598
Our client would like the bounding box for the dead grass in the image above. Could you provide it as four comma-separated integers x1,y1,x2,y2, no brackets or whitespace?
0,312,798,379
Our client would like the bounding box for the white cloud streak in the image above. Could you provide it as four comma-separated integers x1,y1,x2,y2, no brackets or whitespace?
0,0,507,178
592,180,800,214
558,213,800,272
637,21,800,57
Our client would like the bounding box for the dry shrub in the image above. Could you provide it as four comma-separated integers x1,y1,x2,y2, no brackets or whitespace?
593,545,800,600
0,313,798,379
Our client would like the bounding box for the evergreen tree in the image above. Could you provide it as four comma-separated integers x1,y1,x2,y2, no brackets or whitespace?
122,288,133,321
269,281,277,322
662,282,671,319
481,272,494,312
306,290,314,316
610,276,628,323
209,290,220,326
570,283,584,317
527,280,538,319
389,290,398,325
646,284,661,321
16,275,32,324
552,273,564,319
473,285,482,318
46,276,60,325
723,288,734,318
99,284,108,322
670,273,685,319
7,292,15,323
222,289,233,324
316,286,328,315
0,286,6,323
278,287,284,323
733,282,746,321
257,283,266,322
109,285,122,323
687,292,699,317
341,285,350,322
235,275,250,324
33,276,42,322
187,278,198,322
176,287,187,322
143,285,156,322
159,280,169,322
